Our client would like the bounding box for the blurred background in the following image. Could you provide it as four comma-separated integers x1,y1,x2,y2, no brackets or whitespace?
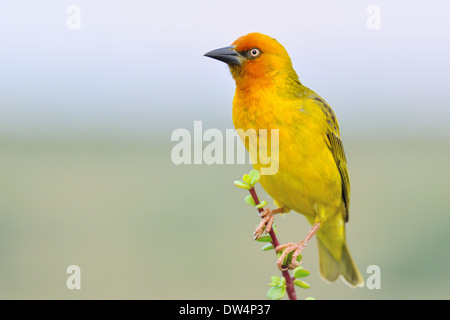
0,0,449,299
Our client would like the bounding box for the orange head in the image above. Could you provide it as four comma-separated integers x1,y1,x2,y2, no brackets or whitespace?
204,32,299,89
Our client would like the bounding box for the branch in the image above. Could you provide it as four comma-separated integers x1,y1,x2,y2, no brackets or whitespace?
235,169,314,300
248,186,297,300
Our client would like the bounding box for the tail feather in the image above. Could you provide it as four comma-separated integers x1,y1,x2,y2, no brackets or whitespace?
317,238,364,288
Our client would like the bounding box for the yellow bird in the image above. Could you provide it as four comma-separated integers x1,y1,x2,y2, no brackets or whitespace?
205,32,364,287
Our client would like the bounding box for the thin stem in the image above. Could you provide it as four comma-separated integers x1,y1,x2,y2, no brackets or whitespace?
248,187,297,301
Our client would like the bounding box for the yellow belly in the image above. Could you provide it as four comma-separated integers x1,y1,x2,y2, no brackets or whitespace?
232,91,343,221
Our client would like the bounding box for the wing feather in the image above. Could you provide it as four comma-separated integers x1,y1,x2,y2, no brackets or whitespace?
310,94,350,222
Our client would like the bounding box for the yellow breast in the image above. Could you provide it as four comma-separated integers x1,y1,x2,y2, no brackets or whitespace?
232,88,343,219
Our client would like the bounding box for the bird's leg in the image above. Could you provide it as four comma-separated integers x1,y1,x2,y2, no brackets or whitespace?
275,222,321,270
253,207,285,240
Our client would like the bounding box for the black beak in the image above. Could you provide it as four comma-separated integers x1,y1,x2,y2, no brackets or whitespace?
204,46,242,66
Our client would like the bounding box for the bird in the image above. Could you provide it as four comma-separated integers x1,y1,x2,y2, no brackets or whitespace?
204,32,364,287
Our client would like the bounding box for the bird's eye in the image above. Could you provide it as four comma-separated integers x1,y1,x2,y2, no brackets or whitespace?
249,48,261,58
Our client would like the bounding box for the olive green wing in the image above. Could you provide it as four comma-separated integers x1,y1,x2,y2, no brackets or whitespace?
310,94,350,222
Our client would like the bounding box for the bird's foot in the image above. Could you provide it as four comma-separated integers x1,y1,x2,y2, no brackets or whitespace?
275,222,321,270
275,241,306,270
253,207,284,240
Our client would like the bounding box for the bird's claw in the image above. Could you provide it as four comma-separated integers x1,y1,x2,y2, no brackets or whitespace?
275,241,306,270
253,207,275,240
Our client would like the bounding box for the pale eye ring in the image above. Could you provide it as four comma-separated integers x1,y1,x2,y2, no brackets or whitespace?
249,48,261,58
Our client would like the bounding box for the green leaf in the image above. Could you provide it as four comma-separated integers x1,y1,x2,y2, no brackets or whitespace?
234,180,251,190
267,276,286,300
248,169,261,186
269,276,281,287
267,286,286,300
255,200,267,209
242,174,252,184
305,297,316,300
293,266,310,278
283,251,294,265
279,276,286,287
293,279,310,289
244,195,256,206
261,243,274,251
256,235,272,242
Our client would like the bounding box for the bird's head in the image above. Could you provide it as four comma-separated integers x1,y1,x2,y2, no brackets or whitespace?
204,32,298,89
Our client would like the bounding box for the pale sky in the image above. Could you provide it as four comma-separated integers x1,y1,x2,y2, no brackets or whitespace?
0,0,449,140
